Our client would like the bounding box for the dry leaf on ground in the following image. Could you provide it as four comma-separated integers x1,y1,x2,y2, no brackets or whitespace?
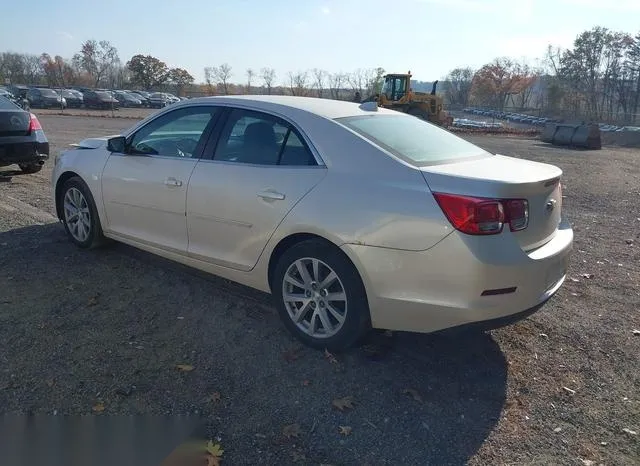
332,396,355,411
402,388,423,402
205,440,224,466
283,423,302,439
338,426,352,436
302,380,311,386
324,348,338,364
87,294,99,306
92,402,105,413
207,392,221,403
176,364,195,372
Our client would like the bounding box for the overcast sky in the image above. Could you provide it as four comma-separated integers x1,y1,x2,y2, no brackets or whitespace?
2,0,639,83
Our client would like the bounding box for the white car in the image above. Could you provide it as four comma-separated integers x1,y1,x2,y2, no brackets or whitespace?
52,96,573,350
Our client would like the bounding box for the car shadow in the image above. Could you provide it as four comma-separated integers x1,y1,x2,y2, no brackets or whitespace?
0,223,507,465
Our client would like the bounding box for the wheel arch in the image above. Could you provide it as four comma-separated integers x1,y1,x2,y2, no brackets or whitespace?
55,171,84,220
266,232,368,298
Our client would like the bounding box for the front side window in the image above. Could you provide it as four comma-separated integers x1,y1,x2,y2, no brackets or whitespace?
127,106,218,158
213,109,316,166
336,114,490,166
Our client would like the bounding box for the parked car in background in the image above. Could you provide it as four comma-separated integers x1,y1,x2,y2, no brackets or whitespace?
51,95,573,350
113,91,143,108
148,92,171,108
26,87,66,109
0,95,49,174
127,91,150,107
83,90,120,110
59,89,83,108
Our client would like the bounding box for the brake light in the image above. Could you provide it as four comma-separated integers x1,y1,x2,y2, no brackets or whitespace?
28,113,42,132
433,193,529,235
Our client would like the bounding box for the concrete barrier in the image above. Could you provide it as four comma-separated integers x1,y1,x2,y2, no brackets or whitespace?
540,123,601,150
602,130,640,148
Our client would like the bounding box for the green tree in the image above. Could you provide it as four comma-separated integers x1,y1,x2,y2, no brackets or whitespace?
127,54,169,90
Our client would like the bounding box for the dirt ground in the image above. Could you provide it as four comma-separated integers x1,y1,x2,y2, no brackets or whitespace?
0,114,639,465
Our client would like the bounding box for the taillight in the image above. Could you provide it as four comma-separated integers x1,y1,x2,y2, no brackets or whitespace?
28,113,42,132
433,193,529,235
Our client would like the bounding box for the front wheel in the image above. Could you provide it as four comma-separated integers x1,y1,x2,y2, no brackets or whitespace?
60,177,108,249
272,239,371,352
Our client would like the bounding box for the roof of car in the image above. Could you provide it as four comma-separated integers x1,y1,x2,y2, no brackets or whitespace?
185,95,398,120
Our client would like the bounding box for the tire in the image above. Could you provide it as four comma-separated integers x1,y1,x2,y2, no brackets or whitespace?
272,239,371,352
18,163,42,174
59,176,108,249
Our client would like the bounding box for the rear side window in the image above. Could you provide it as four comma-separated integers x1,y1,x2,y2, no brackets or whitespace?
336,114,490,166
213,108,317,166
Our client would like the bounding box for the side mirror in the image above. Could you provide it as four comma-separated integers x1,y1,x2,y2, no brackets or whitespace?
107,136,126,153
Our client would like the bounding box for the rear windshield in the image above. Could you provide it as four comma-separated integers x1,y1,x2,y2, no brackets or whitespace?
95,92,111,98
336,114,490,166
40,89,58,96
0,95,20,110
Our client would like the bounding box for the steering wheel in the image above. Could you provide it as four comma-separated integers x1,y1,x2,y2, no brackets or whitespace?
175,138,198,156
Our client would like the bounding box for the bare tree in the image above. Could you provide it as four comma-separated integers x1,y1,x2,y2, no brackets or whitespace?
204,67,215,95
328,72,347,100
205,63,232,94
73,39,119,87
347,69,366,96
443,67,475,107
246,68,254,94
312,68,326,98
261,67,276,94
288,71,309,96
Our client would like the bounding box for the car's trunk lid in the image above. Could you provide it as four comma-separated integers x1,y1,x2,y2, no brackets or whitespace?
0,109,30,137
421,154,563,251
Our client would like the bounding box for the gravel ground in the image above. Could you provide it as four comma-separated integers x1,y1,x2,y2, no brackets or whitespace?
0,115,639,465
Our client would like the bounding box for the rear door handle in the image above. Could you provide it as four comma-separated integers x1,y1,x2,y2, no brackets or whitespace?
257,190,285,200
164,177,183,187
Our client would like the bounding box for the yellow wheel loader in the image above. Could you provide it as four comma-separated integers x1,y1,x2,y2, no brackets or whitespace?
366,71,454,127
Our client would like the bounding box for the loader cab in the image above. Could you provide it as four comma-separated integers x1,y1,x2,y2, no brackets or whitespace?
382,73,410,102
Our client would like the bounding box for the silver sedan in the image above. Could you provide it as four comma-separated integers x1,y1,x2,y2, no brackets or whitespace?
51,95,573,350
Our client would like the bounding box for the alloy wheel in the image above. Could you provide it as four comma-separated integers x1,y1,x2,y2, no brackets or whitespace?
282,257,348,339
63,187,91,242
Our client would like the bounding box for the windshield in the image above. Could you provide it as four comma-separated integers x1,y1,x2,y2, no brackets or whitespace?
95,91,111,98
336,114,490,166
41,89,58,97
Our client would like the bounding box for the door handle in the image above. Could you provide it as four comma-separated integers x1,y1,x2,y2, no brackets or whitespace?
164,177,183,187
257,190,285,201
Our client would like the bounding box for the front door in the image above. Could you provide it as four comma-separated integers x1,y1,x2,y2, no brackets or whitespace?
186,108,326,271
101,105,220,252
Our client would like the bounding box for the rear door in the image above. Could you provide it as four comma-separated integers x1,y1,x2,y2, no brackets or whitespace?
186,107,327,271
101,105,221,252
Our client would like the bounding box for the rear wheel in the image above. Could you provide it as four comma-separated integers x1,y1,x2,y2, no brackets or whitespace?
60,177,108,249
18,163,42,174
273,239,371,351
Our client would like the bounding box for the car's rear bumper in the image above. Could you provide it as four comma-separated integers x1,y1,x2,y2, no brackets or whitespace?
0,137,50,167
341,219,573,334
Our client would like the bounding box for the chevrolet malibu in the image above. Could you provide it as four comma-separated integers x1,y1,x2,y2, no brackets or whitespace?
51,96,573,350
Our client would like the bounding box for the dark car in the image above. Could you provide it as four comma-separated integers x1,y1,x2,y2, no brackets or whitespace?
83,90,120,110
127,91,150,107
0,96,49,174
148,92,172,108
113,90,143,108
59,89,84,108
26,87,66,109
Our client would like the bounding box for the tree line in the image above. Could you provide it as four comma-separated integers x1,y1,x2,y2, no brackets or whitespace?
443,26,640,124
2,26,638,123
0,40,195,95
